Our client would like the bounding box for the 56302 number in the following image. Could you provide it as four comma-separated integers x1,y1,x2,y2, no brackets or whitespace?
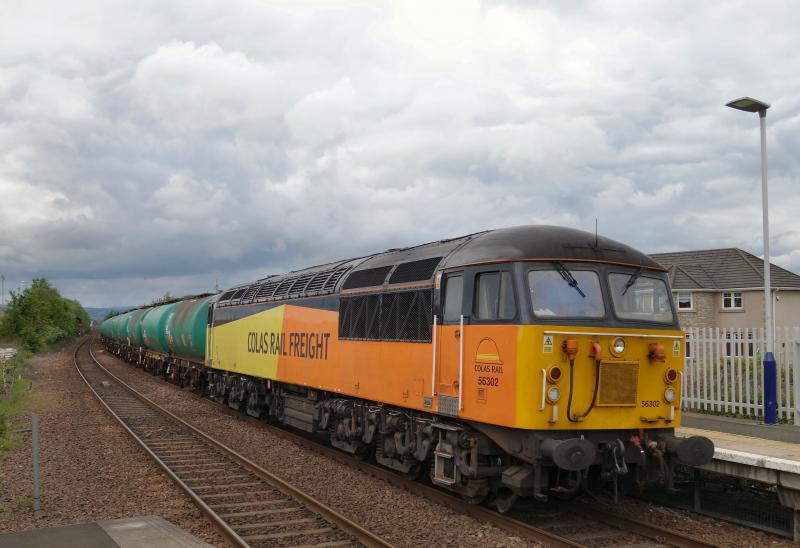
478,376,499,387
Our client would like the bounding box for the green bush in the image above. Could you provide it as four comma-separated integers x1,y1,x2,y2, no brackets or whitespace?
0,279,90,352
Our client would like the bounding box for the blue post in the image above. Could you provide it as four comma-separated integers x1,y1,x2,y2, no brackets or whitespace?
763,352,777,425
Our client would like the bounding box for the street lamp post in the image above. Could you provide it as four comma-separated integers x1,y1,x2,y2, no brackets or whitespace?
725,96,776,425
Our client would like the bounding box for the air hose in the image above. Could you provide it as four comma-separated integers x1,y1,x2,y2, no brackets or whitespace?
567,359,601,422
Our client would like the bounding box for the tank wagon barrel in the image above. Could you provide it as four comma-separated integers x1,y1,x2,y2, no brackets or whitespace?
100,225,714,510
141,303,177,354
101,294,218,385
167,295,217,361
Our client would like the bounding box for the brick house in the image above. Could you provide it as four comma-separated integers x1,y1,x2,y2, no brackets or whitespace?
650,248,800,330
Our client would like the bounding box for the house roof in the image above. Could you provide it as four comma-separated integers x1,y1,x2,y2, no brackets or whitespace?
650,248,800,290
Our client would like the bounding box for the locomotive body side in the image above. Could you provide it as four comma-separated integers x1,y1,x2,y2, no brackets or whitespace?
208,303,684,432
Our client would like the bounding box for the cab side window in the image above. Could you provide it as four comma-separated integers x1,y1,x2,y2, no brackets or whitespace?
474,271,516,321
442,274,463,322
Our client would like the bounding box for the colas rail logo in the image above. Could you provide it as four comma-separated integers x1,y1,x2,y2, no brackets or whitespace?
247,331,331,360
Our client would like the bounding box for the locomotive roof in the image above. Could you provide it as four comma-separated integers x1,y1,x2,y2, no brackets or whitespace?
216,225,662,307
439,225,663,270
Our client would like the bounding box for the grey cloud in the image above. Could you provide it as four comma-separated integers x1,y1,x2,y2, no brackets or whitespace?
2,1,800,307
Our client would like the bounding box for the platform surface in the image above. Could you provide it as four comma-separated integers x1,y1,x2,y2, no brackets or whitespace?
677,412,800,474
0,516,213,548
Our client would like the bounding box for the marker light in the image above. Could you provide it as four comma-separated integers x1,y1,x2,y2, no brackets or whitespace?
547,386,561,403
664,387,676,403
664,368,678,384
548,366,562,383
611,337,625,356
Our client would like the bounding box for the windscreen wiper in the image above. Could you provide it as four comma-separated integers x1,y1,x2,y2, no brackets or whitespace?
621,268,643,295
554,261,586,298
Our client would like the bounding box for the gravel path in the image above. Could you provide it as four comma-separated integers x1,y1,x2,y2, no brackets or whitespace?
93,345,536,548
0,342,230,546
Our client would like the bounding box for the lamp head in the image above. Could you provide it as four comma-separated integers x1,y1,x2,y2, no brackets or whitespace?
726,97,770,114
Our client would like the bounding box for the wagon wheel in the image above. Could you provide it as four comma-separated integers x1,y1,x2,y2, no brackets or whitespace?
403,462,422,481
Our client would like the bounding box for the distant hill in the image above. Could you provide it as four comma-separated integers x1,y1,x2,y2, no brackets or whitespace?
85,307,135,325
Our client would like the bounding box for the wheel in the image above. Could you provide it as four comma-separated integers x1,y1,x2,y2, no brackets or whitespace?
403,462,422,480
354,444,373,462
460,492,488,505
552,489,580,501
492,490,518,513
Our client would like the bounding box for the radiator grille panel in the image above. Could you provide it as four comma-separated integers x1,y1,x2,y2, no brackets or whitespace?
598,361,638,406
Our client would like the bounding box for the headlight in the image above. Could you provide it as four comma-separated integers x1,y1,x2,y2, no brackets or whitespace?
547,386,561,403
664,387,676,403
611,337,625,356
548,366,562,383
664,368,678,384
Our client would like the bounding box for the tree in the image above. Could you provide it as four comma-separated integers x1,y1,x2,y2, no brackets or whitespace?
150,292,173,305
103,310,122,321
0,279,91,352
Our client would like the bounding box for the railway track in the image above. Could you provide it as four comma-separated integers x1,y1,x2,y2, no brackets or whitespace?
90,338,719,548
73,337,391,548
252,420,719,548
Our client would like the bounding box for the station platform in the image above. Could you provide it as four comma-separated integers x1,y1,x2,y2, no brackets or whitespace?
0,516,213,548
677,412,800,541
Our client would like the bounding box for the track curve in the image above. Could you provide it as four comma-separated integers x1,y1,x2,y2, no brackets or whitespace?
73,336,392,548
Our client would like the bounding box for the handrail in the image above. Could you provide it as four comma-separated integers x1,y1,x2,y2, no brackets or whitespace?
431,315,438,397
540,368,547,411
458,315,464,410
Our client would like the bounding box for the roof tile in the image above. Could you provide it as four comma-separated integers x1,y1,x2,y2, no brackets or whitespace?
650,248,800,290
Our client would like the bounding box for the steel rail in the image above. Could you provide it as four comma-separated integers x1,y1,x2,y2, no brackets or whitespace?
72,337,248,548
256,422,718,548
78,337,392,548
569,503,719,548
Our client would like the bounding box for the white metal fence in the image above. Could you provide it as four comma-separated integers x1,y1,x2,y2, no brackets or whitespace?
682,326,800,425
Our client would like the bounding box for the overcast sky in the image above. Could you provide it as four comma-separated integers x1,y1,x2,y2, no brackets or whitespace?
1,0,799,307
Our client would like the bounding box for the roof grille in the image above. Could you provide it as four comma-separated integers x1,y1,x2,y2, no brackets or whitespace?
255,280,281,301
229,288,247,303
272,279,295,299
389,257,442,284
219,290,236,302
305,271,331,293
342,266,393,290
219,265,352,307
323,267,349,291
288,273,315,295
240,284,259,304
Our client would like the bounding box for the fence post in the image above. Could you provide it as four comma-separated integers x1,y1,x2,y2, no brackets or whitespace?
794,327,800,426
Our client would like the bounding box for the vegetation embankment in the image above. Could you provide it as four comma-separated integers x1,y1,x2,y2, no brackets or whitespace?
0,278,90,352
0,278,91,456
0,352,31,458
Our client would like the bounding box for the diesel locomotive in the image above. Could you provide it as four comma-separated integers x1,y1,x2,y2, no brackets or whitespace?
101,225,714,509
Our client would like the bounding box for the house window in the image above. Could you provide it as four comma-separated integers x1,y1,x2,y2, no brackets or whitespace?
685,333,692,358
721,292,743,310
676,292,693,310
